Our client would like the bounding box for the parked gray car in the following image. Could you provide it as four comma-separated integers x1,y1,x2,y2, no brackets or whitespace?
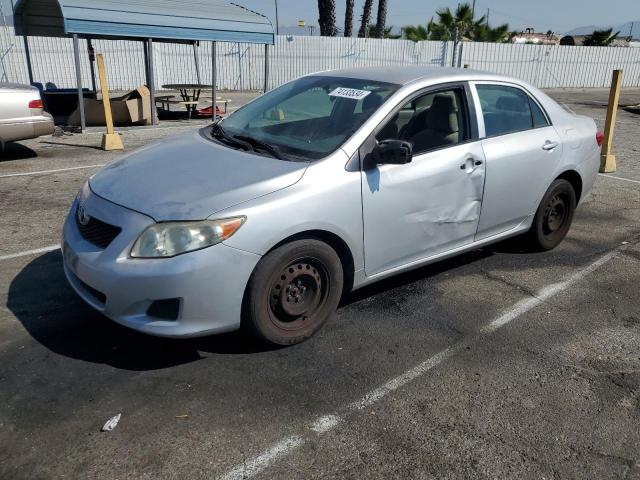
62,67,600,345
0,82,54,150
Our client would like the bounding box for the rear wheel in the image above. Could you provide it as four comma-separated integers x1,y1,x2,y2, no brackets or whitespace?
242,239,343,345
524,179,576,251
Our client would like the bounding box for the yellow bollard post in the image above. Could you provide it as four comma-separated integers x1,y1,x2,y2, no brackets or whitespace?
96,54,123,151
600,69,622,173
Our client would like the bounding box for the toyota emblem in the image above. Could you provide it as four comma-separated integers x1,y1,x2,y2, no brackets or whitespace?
77,203,91,226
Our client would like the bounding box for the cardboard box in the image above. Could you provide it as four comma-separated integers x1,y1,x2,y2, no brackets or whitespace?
68,86,153,126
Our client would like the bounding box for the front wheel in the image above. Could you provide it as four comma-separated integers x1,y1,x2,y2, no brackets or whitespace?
242,239,344,345
524,179,577,251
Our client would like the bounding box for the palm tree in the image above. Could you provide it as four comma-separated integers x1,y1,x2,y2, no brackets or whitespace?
344,0,354,37
583,28,620,46
374,0,388,38
367,24,401,39
402,24,429,42
427,3,481,41
358,0,374,38
473,22,510,42
317,0,337,37
402,2,509,43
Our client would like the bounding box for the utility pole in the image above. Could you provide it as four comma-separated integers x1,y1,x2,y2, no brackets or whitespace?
471,0,476,17
274,0,279,35
486,8,489,27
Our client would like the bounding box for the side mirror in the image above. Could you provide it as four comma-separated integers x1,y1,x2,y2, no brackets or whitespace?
373,139,413,166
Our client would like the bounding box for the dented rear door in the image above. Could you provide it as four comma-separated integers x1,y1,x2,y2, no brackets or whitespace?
361,141,486,276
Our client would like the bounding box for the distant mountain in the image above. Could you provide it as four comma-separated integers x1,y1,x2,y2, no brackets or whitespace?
564,20,640,40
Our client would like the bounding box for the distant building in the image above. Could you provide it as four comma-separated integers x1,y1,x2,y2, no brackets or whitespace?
560,35,632,47
510,28,559,45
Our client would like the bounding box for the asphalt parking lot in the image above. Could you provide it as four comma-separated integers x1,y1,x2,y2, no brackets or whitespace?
1,88,640,479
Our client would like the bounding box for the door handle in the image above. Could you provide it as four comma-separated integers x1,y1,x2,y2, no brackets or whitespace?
542,141,559,151
459,158,482,171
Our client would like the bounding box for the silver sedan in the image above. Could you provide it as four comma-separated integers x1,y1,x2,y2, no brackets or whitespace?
62,67,600,345
0,82,54,150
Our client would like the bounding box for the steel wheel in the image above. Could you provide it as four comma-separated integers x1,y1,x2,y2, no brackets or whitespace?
268,259,329,331
243,239,344,345
524,178,577,251
542,193,568,237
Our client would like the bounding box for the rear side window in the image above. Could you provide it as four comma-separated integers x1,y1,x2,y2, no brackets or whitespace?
476,84,548,137
529,98,549,127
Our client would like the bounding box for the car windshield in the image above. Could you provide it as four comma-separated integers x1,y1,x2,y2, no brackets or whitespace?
215,76,399,160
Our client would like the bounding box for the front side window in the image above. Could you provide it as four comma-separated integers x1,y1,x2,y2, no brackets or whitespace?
219,76,399,160
376,88,468,155
476,84,549,137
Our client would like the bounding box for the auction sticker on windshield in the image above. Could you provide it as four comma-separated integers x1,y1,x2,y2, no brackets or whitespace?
329,87,371,100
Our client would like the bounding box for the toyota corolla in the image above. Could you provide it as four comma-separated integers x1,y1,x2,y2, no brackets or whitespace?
62,67,601,345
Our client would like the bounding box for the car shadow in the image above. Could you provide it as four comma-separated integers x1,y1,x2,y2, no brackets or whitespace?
6,251,279,372
8,246,499,372
0,142,38,161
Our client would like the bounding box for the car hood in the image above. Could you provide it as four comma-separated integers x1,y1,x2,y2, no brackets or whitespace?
90,130,308,221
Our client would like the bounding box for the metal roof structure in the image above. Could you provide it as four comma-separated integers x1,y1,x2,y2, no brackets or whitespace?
13,0,275,44
13,0,274,131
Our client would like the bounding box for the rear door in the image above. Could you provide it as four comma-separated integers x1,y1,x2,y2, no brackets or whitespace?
471,82,563,240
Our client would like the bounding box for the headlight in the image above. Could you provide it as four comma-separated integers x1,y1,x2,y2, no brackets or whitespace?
130,217,246,258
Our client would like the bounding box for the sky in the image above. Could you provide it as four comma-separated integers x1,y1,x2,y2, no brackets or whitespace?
1,0,638,35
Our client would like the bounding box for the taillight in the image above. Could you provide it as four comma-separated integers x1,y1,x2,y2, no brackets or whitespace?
596,130,604,147
28,99,44,109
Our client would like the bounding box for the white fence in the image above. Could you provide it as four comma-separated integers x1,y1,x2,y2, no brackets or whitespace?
1,26,639,91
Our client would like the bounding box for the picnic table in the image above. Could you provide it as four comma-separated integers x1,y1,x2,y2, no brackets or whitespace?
161,83,210,118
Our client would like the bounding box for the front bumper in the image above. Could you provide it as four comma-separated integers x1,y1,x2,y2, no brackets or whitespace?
62,187,261,337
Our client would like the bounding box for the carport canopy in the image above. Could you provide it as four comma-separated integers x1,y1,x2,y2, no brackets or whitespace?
13,0,275,128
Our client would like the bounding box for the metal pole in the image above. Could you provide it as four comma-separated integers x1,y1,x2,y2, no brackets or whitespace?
22,36,34,85
147,38,157,125
72,34,86,131
264,43,269,93
211,41,217,122
142,40,150,86
274,0,279,35
87,39,97,92
193,42,201,84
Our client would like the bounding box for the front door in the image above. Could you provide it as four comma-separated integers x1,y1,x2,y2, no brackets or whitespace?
361,85,486,276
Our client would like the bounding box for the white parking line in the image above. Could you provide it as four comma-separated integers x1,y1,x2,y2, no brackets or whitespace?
220,245,624,480
598,174,640,185
0,164,105,179
0,245,60,262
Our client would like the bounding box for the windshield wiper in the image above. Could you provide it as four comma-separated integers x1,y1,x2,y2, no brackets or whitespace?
232,134,284,160
211,124,253,152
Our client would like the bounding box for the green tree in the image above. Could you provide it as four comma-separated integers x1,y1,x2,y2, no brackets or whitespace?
367,24,401,39
317,0,337,37
402,3,509,43
473,22,510,42
344,0,354,37
402,24,429,41
583,28,620,46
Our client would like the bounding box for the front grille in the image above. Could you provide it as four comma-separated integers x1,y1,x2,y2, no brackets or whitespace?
75,205,122,249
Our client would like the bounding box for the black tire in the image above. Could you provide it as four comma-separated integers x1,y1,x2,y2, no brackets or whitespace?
524,179,577,251
242,239,344,345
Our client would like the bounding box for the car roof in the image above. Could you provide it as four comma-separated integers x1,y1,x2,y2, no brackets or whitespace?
312,66,517,87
